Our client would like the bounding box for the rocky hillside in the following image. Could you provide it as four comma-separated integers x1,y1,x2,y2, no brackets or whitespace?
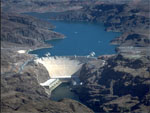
1,13,64,49
47,1,150,47
1,49,94,113
2,0,140,13
1,0,150,113
1,0,93,13
73,54,150,112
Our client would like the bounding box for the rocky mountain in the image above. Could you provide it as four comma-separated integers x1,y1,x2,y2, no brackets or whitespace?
1,13,64,49
1,49,94,113
73,54,150,112
1,0,150,113
2,0,140,13
1,0,91,13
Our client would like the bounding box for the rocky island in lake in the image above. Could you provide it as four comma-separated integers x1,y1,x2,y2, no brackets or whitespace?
1,0,150,113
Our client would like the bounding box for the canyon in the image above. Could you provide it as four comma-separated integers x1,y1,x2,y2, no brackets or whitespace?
1,0,150,113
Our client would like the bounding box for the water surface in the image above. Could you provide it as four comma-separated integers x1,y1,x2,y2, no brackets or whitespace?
28,13,120,57
50,82,79,101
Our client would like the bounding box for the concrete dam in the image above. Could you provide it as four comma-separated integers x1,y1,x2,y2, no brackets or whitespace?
35,56,97,94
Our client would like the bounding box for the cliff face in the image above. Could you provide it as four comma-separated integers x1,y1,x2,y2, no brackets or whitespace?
74,55,150,112
1,13,64,49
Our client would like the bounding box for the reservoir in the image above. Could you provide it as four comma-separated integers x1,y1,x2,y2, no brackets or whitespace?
28,13,121,57
26,12,120,102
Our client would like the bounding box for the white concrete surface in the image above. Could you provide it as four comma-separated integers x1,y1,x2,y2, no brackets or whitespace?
17,50,26,54
35,56,83,79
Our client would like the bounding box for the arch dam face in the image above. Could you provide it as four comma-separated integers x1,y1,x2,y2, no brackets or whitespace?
34,56,97,93
35,56,97,79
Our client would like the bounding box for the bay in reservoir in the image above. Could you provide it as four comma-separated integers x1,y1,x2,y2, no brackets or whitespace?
26,12,121,101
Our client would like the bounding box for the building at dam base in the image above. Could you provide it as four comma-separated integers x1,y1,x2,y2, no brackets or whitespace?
40,79,63,94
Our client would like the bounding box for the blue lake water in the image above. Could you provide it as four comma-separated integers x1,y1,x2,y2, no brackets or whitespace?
27,13,121,57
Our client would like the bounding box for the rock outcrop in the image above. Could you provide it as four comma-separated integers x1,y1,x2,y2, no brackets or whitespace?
1,0,90,13
1,72,94,113
1,49,94,113
1,13,64,49
73,55,150,112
